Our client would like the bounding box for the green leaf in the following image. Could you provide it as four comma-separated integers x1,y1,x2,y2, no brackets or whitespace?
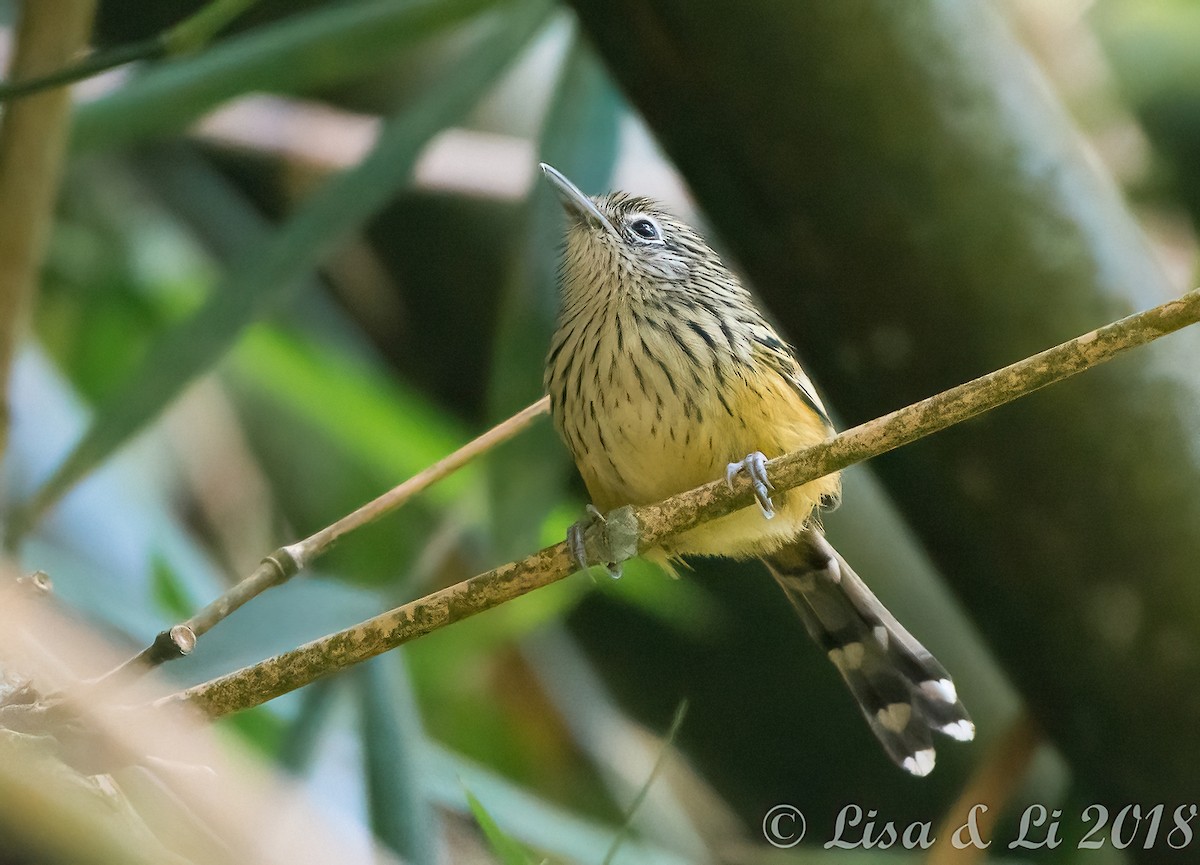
150,554,195,620
72,0,502,153
215,705,287,757
228,325,486,585
229,326,468,503
12,0,553,543
464,786,537,865
486,36,623,559
134,144,318,294
428,744,692,865
163,0,262,55
359,656,438,865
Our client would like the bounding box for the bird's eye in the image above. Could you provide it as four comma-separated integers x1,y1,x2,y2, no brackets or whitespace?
630,218,660,240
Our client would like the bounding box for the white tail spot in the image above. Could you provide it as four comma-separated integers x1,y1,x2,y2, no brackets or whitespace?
902,748,936,777
920,678,957,704
940,719,976,742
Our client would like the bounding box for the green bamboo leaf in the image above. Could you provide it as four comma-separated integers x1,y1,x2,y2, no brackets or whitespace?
229,327,468,502
486,37,622,558
359,656,437,865
428,744,691,865
150,554,195,621
227,325,487,586
217,706,287,757
464,786,537,865
72,0,501,153
134,144,318,290
163,0,263,55
11,0,552,543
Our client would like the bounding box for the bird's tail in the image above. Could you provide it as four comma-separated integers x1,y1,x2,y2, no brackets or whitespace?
763,530,974,776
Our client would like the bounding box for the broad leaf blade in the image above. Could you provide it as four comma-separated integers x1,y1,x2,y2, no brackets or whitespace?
428,743,694,865
277,678,341,775
359,656,438,865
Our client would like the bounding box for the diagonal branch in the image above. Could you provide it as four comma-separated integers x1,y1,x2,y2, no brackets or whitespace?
172,286,1200,718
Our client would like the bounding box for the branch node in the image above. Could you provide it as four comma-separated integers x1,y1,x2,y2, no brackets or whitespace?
151,625,195,660
16,570,53,596
168,624,197,656
265,545,304,583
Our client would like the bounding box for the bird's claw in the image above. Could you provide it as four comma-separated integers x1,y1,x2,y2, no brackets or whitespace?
567,505,622,579
726,451,776,519
567,522,589,573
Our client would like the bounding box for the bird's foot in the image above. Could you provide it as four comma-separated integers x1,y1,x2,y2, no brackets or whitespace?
567,504,623,579
726,451,776,519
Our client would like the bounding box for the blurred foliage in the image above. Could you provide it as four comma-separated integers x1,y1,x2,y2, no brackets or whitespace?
1094,0,1200,224
467,785,544,865
1,0,1198,862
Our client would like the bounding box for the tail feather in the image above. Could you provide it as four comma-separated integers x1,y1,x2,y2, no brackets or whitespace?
763,530,974,776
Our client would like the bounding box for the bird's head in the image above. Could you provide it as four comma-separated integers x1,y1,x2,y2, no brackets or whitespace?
540,163,725,300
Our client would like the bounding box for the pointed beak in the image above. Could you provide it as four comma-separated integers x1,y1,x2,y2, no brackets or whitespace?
539,163,616,235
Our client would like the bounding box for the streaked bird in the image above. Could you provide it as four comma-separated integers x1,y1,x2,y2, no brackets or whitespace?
541,163,973,775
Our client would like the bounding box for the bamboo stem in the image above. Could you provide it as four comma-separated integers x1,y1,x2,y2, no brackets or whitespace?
0,0,97,465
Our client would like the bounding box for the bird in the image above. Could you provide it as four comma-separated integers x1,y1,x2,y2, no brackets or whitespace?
540,163,974,776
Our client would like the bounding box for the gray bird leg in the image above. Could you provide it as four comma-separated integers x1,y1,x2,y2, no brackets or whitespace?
726,451,776,519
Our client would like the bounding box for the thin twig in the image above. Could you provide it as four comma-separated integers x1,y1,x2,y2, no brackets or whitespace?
929,712,1042,863
287,396,552,567
106,396,550,674
602,699,689,865
0,0,262,103
0,38,165,101
0,1,97,464
173,286,1200,718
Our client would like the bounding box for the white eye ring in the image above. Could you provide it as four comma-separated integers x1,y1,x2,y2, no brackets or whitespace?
629,217,662,241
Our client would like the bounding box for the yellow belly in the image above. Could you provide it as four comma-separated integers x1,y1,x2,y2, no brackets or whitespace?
570,359,840,563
